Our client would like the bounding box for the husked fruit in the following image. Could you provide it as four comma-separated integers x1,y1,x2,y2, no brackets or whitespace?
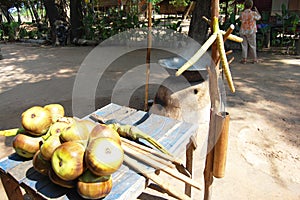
48,117,74,136
85,137,124,176
60,118,90,142
77,119,97,133
77,171,113,199
89,124,121,145
48,168,76,188
32,150,51,175
44,104,65,123
21,106,52,136
51,141,85,181
13,133,42,158
40,134,62,160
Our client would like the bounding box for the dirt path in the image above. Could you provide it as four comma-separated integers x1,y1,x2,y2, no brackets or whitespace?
0,43,299,199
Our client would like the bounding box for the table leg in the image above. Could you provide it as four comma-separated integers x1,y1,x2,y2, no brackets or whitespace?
185,136,197,197
0,172,23,200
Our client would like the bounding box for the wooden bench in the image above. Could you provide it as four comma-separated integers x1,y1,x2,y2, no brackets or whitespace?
0,103,198,199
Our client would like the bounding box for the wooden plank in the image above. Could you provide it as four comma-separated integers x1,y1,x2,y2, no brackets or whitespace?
135,113,180,141
93,103,122,118
89,103,140,124
101,105,138,123
36,181,70,199
21,170,57,193
7,159,34,183
167,123,198,158
118,110,147,126
0,153,28,172
105,169,146,200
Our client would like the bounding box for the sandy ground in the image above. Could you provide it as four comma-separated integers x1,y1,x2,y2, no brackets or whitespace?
0,42,299,200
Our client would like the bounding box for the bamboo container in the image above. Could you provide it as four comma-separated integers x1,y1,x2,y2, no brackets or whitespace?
213,112,230,178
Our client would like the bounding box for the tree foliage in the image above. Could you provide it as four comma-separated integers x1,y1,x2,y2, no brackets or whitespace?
0,0,212,45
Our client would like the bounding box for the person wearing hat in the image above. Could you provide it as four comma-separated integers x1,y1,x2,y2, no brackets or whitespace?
239,0,261,64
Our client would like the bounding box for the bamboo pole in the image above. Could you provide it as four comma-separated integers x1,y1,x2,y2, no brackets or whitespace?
124,155,192,200
122,142,174,169
121,137,184,166
122,144,201,190
144,1,152,111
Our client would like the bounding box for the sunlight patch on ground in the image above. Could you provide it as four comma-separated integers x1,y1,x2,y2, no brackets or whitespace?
0,65,77,93
270,58,300,66
236,111,300,185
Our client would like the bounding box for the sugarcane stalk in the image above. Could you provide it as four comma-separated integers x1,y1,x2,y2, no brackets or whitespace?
217,32,235,93
108,123,172,156
89,113,172,155
124,154,192,200
175,33,217,76
122,145,201,191
122,142,174,168
121,137,183,166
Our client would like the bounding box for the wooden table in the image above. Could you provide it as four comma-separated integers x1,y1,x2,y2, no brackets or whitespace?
0,103,198,200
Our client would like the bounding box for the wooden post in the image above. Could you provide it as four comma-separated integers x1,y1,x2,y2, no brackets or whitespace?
144,1,152,111
203,1,220,200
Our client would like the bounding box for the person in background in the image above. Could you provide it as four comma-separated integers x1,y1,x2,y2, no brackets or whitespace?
239,0,261,64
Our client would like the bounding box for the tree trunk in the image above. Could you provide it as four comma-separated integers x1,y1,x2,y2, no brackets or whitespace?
28,0,41,24
188,0,211,45
1,6,13,23
44,0,59,26
26,4,34,21
70,0,84,42
44,0,60,43
16,6,22,23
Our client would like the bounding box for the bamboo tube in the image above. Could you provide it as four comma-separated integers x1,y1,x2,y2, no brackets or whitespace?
124,155,192,200
213,112,230,178
175,33,217,76
122,145,201,190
